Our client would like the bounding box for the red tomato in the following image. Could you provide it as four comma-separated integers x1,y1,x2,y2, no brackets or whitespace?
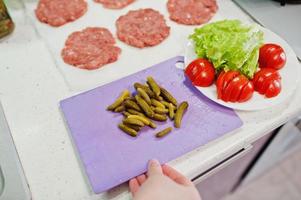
259,43,286,70
253,68,276,87
185,58,215,87
216,71,253,103
265,79,281,98
221,71,240,90
216,71,225,99
229,75,249,102
238,82,254,102
252,68,282,98
258,73,280,95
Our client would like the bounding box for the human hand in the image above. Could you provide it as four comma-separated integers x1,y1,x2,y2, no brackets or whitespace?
129,159,201,200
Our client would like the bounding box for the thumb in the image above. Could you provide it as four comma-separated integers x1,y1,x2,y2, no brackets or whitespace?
147,159,162,177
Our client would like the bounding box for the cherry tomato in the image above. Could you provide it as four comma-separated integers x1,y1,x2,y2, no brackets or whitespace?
185,58,215,87
252,68,282,98
216,71,253,103
259,43,286,70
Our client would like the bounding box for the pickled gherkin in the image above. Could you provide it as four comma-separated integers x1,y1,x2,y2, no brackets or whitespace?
124,99,141,111
128,115,150,126
126,124,141,132
154,107,169,114
127,109,146,117
107,90,130,111
118,123,137,137
151,99,165,109
123,118,145,127
155,127,172,138
168,103,175,119
134,82,155,98
114,105,125,112
149,121,157,129
135,95,154,118
123,111,131,117
174,101,189,128
147,76,161,97
152,113,168,122
160,87,177,106
137,88,151,105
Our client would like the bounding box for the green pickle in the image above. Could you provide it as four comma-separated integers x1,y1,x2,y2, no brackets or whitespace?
174,101,189,128
128,115,150,126
134,83,155,98
149,121,157,129
154,107,169,114
151,99,165,109
0,1,14,39
124,100,142,111
126,124,141,132
127,109,146,117
114,105,125,112
135,95,154,118
123,111,131,117
160,87,178,106
168,103,175,119
118,123,137,137
152,113,168,122
123,118,145,127
147,76,161,97
137,88,151,105
107,90,130,111
156,127,172,138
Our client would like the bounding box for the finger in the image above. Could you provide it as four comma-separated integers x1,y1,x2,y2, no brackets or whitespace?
147,159,163,177
136,174,147,185
162,164,193,186
129,178,140,196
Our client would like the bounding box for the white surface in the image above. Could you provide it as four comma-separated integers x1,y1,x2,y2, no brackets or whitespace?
0,1,301,200
185,27,301,111
0,102,31,200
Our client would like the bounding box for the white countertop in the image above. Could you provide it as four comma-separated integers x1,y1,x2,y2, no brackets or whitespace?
0,1,301,200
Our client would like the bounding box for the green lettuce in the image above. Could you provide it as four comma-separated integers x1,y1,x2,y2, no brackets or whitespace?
189,20,264,78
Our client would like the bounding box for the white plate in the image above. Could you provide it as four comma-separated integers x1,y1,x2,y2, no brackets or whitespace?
185,27,301,111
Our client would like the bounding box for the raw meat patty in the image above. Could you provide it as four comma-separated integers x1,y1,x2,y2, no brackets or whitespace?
167,0,218,25
116,8,170,48
35,0,87,27
61,27,121,70
94,0,135,9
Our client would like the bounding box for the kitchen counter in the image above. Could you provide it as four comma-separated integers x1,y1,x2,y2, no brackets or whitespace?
0,1,301,200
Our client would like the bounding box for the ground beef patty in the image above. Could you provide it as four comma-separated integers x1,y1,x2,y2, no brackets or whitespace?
167,0,218,25
35,0,87,27
61,27,121,70
116,8,170,48
94,0,135,9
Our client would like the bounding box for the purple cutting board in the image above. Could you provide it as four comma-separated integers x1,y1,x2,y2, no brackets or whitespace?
60,56,243,194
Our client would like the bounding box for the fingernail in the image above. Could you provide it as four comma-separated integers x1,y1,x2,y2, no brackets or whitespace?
149,159,160,167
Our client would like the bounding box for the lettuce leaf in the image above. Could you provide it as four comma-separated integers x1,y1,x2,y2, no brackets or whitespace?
189,20,264,78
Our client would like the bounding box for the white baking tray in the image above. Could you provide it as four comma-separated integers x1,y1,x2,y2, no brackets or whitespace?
23,0,231,91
